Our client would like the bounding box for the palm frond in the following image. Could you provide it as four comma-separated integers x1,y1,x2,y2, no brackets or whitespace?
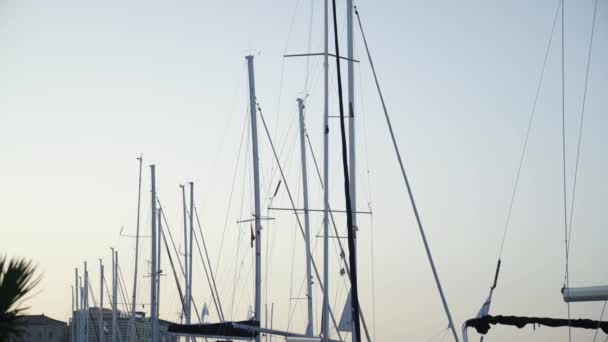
0,256,40,341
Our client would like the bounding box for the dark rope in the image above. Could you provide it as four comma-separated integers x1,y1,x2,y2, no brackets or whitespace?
330,0,361,341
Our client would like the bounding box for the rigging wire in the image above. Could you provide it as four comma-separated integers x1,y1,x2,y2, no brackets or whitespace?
235,124,253,319
157,199,202,322
566,0,599,255
561,1,572,341
497,0,562,260
205,64,248,210
592,301,607,342
355,24,377,340
262,111,300,317
230,121,251,320
103,277,123,342
424,326,450,342
257,100,345,341
159,222,187,320
117,263,131,313
304,0,315,92
472,8,564,337
304,130,372,341
194,204,225,321
190,206,224,322
267,0,304,199
287,200,300,333
215,111,249,277
287,224,323,331
354,5,458,341
280,163,303,333
86,281,102,342
567,0,600,340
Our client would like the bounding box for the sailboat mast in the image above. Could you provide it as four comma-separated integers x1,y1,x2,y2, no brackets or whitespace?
246,54,262,341
111,249,117,342
181,184,190,333
99,259,104,342
157,207,162,328
71,285,75,342
74,269,79,342
322,0,330,339
150,165,159,342
130,155,143,342
84,261,88,342
297,98,314,336
80,283,84,342
188,182,195,326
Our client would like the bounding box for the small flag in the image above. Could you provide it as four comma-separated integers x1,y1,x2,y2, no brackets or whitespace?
250,224,255,248
338,290,352,332
476,293,493,318
272,180,282,199
202,303,209,322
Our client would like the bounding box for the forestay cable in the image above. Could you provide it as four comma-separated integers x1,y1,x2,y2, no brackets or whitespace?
354,6,459,341
561,1,572,341
478,5,562,337
566,0,599,254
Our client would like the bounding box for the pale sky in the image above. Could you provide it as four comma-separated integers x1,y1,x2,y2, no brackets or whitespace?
1,0,607,341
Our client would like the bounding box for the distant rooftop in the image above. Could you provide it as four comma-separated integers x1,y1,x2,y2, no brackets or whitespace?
17,314,67,326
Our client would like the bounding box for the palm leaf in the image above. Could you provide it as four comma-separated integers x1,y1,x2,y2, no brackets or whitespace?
0,256,40,341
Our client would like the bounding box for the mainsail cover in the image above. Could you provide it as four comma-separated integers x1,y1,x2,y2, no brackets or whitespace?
463,314,608,340
168,319,259,339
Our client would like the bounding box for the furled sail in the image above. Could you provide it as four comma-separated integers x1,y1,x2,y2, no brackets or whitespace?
168,319,259,339
462,315,608,342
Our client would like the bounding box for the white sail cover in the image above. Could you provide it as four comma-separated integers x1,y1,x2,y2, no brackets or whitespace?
563,285,608,302
338,290,352,332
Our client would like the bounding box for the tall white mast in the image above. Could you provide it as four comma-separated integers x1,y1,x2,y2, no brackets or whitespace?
180,184,190,333
111,249,118,342
157,207,162,328
74,269,79,342
71,285,75,342
150,165,159,342
84,261,88,342
188,182,194,327
131,155,143,342
80,283,84,342
322,0,330,339
297,98,314,336
246,54,262,342
346,0,357,340
99,259,104,342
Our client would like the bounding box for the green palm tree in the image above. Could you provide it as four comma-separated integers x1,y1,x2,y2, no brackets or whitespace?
0,256,40,341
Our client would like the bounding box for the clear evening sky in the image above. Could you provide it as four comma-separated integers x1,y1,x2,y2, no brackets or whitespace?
1,0,607,341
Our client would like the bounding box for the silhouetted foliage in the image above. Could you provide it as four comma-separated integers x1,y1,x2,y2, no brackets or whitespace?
0,256,40,341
